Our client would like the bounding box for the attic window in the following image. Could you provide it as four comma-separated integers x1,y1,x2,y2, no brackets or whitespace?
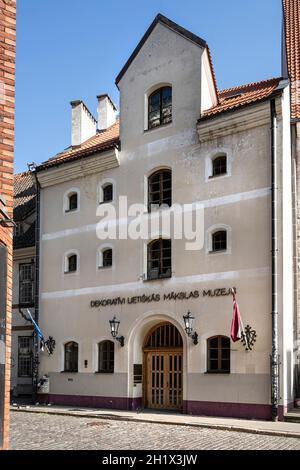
223,92,243,101
148,86,172,129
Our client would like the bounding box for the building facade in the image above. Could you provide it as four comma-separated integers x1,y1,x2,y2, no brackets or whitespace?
35,12,296,420
10,172,36,398
0,0,16,451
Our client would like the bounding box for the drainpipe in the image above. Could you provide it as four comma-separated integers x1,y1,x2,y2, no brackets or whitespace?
32,170,41,402
270,98,279,421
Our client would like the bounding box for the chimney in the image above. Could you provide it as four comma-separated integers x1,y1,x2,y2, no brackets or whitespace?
71,100,97,147
97,94,117,131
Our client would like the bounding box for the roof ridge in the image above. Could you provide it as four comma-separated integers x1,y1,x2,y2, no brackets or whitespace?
219,77,282,95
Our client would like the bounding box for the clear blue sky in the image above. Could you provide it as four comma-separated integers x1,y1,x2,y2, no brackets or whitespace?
15,0,283,173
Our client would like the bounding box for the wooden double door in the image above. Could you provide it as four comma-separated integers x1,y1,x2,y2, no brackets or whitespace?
144,350,183,410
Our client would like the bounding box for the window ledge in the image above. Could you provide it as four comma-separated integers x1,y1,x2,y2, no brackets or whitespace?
98,265,112,270
144,122,173,134
60,371,78,374
143,275,172,283
209,173,228,180
65,209,78,214
98,200,114,205
208,250,228,255
205,371,230,375
64,270,78,274
94,371,114,375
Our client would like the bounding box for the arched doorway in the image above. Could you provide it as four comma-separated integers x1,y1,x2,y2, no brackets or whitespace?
143,322,183,411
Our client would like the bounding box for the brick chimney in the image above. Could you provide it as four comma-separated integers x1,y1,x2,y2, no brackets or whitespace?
71,100,97,147
97,94,117,131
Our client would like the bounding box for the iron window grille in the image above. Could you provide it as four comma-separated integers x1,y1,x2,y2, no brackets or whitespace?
207,336,230,373
148,86,172,129
19,263,34,305
18,336,33,378
147,239,172,280
98,340,114,373
64,342,78,372
212,155,227,177
212,231,227,252
148,169,172,212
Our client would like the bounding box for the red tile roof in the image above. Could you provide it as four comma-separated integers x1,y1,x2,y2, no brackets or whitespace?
283,0,300,119
201,77,282,120
37,121,120,171
13,171,36,220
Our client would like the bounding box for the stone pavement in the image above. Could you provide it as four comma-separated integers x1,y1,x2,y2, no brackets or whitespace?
9,411,300,450
10,403,300,438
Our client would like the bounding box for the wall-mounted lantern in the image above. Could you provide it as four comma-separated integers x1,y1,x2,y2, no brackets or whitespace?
183,311,198,345
109,316,125,347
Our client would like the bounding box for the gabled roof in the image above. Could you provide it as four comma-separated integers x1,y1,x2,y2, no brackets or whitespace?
36,121,120,172
200,77,282,121
283,0,300,119
13,171,36,221
115,13,218,96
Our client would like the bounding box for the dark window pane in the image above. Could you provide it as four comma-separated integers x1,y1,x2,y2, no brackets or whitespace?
18,337,33,377
102,249,112,267
19,264,34,304
148,87,172,129
212,231,227,252
64,342,78,372
147,239,172,280
68,193,78,211
103,184,113,202
148,170,172,212
212,156,227,177
208,336,230,373
68,255,77,272
98,341,114,373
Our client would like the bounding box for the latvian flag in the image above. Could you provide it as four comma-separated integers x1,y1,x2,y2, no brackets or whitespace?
231,289,242,342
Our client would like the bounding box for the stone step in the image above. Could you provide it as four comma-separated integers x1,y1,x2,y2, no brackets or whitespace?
284,409,300,423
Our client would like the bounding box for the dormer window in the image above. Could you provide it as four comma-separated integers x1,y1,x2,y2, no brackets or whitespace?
148,86,172,129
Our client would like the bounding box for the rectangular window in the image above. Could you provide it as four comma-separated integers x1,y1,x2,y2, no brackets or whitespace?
18,336,33,377
19,263,34,305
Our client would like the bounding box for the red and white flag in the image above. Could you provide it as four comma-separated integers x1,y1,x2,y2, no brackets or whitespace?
231,289,242,342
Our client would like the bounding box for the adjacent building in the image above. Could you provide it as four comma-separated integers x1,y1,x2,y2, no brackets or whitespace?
33,10,298,421
0,0,16,451
11,171,36,397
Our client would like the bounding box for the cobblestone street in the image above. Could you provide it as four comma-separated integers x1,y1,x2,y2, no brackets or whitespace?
9,411,300,450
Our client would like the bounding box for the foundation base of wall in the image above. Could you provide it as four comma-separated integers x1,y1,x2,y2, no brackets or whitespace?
38,394,294,422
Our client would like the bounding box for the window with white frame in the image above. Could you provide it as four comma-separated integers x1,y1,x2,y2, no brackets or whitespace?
65,253,78,273
98,247,113,269
64,189,79,213
148,86,172,129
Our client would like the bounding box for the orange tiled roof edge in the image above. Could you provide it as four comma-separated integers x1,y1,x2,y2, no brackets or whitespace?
283,0,300,119
200,77,282,120
36,121,120,172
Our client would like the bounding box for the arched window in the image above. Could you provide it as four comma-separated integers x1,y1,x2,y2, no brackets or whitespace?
147,239,172,280
212,155,227,177
67,192,78,211
66,254,77,273
64,341,78,372
207,336,230,373
102,248,112,267
148,169,172,212
102,183,113,203
148,86,172,129
212,230,227,253
98,340,114,373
